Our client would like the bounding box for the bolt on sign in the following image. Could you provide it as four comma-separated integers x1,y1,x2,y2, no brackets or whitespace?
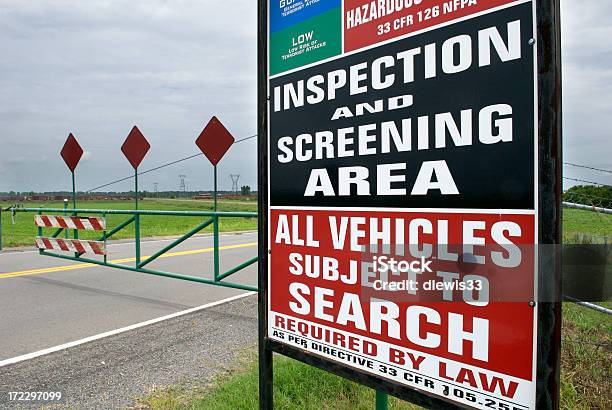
259,1,562,409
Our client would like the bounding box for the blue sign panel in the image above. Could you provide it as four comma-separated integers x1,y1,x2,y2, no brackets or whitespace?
270,0,341,33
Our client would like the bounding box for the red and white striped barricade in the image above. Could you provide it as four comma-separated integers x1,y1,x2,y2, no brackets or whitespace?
34,214,107,255
35,215,106,231
35,237,106,255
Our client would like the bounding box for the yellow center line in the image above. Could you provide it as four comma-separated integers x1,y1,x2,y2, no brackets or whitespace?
0,242,258,280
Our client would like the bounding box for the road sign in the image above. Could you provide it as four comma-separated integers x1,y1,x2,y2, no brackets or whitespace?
259,1,562,409
60,133,83,172
121,126,150,169
196,116,235,166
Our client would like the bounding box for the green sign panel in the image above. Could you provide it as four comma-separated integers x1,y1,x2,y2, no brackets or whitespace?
270,8,341,76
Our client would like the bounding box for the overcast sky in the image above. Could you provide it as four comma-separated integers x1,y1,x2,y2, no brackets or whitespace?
0,0,610,193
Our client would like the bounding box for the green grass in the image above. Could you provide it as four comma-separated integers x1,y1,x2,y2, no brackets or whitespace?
0,199,257,248
139,352,421,410
563,208,611,241
560,302,611,410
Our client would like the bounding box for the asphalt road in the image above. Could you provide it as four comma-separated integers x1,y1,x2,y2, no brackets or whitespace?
0,232,258,361
1,294,258,409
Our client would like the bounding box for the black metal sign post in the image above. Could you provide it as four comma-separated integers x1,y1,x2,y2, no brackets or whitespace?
534,0,563,408
258,0,273,407
258,0,562,408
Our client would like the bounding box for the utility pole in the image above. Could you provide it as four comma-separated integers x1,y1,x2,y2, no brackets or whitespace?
179,174,186,198
230,174,240,195
153,182,159,199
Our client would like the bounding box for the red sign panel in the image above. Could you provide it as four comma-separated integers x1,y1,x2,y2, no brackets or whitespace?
60,133,84,172
344,0,517,52
196,116,235,166
121,126,150,170
269,209,536,382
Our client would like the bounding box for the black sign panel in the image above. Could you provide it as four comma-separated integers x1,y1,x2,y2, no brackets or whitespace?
270,4,535,209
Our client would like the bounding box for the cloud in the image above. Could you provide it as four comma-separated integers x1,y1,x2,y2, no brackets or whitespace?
0,1,610,191
0,0,257,192
561,0,612,186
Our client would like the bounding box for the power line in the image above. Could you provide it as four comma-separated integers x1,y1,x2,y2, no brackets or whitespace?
564,162,612,174
86,134,257,192
86,139,611,193
234,134,257,143
563,177,612,188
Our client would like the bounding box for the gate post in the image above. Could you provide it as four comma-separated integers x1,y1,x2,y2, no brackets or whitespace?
375,391,388,410
59,132,83,252
213,215,220,281
64,199,69,239
258,0,272,408
0,207,3,252
71,171,78,248
134,168,141,266
536,0,563,408
214,165,218,212
120,125,150,266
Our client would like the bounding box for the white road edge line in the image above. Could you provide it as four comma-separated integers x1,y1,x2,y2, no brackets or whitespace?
0,291,256,368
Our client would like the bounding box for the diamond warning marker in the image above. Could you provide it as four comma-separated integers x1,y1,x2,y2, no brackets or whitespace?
195,116,235,166
60,133,84,172
121,126,150,169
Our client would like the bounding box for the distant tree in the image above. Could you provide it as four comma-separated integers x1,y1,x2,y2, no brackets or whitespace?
241,185,251,196
564,185,612,208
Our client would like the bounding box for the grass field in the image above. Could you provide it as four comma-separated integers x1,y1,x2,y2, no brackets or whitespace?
0,199,257,248
563,208,612,241
560,302,612,409
1,200,609,248
138,351,422,410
